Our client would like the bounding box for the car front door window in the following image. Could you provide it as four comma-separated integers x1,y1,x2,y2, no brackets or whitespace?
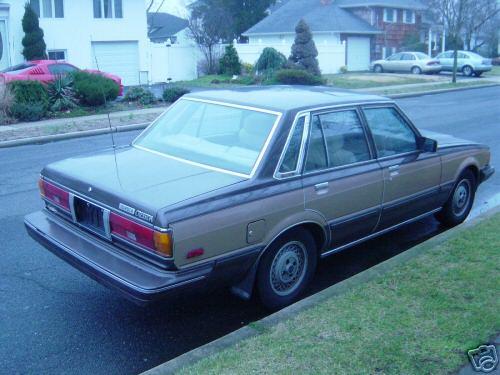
363,107,417,158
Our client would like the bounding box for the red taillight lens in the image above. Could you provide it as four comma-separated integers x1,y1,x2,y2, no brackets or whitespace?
39,179,70,211
109,213,173,257
427,61,438,66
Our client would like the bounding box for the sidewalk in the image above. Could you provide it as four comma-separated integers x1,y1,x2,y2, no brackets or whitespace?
0,106,166,143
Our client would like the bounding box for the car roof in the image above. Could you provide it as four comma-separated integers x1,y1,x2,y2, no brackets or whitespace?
185,86,391,112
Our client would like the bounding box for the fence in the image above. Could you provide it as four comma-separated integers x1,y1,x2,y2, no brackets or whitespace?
149,42,200,83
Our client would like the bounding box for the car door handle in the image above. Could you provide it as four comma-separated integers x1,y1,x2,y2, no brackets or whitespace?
314,182,329,194
388,165,400,180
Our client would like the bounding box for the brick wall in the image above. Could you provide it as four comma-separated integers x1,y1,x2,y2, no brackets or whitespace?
348,7,423,60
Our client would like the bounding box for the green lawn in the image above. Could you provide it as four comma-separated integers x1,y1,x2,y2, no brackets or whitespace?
324,73,429,89
180,213,500,375
175,74,255,88
375,80,497,96
484,65,500,77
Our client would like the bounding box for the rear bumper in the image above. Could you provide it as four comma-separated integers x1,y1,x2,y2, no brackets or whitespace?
480,165,495,184
25,210,262,304
422,65,441,73
24,211,212,304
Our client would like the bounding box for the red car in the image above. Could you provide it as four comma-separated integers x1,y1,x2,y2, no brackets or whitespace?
0,60,123,95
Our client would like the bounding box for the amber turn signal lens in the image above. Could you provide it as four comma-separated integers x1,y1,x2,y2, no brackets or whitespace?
153,231,173,258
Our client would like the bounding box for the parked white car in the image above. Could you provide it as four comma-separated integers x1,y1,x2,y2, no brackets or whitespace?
371,52,442,75
436,50,493,77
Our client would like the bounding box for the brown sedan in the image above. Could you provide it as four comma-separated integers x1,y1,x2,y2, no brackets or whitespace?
25,87,494,310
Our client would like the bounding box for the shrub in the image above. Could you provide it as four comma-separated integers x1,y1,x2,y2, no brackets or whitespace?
47,75,76,112
21,3,47,60
255,47,286,75
273,69,325,85
288,19,321,76
340,66,348,74
124,87,156,105
0,83,13,124
10,102,47,122
72,71,119,106
241,62,254,75
162,87,190,103
8,80,49,121
219,44,241,75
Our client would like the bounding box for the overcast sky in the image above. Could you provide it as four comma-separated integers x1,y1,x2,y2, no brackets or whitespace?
147,0,191,17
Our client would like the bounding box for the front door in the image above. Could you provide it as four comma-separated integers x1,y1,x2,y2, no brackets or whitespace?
0,20,9,71
303,108,383,250
362,105,442,229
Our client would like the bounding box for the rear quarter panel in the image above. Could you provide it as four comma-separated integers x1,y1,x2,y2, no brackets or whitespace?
440,146,490,185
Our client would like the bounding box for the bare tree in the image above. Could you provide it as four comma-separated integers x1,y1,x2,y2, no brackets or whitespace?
188,2,234,74
463,0,500,52
427,0,474,82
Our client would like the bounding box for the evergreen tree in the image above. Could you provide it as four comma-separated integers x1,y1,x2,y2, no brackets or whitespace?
219,43,241,75
288,20,321,76
21,3,47,61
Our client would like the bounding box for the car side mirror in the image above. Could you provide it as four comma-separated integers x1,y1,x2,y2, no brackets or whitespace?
419,137,438,153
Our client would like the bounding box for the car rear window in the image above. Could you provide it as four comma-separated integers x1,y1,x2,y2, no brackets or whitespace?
134,99,280,177
1,63,35,74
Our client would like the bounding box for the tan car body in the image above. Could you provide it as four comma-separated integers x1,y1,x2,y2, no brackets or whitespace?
25,88,493,303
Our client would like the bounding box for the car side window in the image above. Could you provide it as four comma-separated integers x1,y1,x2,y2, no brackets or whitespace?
458,52,468,59
319,110,371,168
279,116,305,174
48,64,78,75
363,107,418,158
387,53,402,61
305,116,328,172
401,54,415,61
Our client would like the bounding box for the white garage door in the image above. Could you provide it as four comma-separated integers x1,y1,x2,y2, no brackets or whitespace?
91,41,140,86
347,37,371,72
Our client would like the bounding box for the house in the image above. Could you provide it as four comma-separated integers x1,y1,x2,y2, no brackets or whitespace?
148,12,189,44
147,12,199,83
242,0,427,71
0,0,149,85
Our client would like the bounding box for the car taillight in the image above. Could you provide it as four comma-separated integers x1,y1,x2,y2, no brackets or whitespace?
109,212,173,258
39,178,70,211
427,61,438,66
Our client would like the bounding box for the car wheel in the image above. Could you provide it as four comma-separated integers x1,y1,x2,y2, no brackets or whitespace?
256,228,317,310
474,71,483,77
374,65,383,73
411,66,422,75
462,65,474,77
435,170,476,227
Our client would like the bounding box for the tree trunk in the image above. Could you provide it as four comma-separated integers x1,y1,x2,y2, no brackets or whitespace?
452,45,458,84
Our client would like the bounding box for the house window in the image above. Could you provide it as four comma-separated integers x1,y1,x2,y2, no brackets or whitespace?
48,50,66,60
403,10,415,24
31,0,64,18
93,0,123,18
383,8,396,23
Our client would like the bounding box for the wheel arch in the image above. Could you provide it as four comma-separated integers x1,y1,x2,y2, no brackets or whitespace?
230,217,328,300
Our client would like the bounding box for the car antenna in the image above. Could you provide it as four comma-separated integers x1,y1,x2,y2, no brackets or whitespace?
90,39,116,149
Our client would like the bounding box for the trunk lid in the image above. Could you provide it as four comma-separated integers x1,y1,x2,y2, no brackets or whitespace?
42,146,245,223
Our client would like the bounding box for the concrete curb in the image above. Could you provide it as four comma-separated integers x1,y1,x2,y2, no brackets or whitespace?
142,205,500,375
0,122,149,148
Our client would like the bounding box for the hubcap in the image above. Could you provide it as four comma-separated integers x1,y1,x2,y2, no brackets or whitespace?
464,67,472,76
412,67,420,74
270,241,307,296
452,179,471,216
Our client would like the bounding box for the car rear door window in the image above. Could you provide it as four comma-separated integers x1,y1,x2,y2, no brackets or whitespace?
363,107,417,158
305,116,328,172
401,53,415,61
319,110,371,168
279,116,305,174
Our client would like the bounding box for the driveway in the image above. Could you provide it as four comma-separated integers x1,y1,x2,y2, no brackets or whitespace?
0,86,499,375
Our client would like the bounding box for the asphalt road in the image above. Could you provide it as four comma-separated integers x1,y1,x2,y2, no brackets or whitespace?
1,86,499,375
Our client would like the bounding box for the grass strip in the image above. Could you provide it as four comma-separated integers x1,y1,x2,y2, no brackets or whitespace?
180,214,500,375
